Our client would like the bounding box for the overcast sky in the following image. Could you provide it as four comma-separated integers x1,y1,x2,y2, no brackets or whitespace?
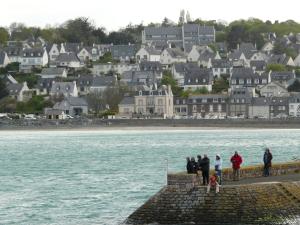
1,0,300,31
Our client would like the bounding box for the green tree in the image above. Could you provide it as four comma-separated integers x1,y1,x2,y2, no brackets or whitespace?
267,64,287,72
193,87,209,94
212,77,229,93
288,79,300,92
0,27,9,45
0,79,8,100
161,71,183,96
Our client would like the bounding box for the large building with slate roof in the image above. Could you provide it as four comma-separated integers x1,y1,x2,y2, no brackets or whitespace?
142,24,215,51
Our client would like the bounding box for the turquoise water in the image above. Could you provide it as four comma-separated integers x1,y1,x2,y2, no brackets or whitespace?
0,129,299,225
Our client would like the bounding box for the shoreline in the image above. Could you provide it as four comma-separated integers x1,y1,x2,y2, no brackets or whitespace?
2,118,300,131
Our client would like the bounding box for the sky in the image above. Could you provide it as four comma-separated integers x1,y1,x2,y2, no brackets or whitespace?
1,0,300,32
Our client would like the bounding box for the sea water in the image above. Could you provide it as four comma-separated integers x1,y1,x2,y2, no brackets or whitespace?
0,129,299,225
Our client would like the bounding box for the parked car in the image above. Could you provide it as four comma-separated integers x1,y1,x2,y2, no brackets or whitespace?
24,114,37,120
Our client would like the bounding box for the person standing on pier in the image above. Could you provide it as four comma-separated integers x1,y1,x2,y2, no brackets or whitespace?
231,151,243,181
186,157,193,174
215,154,223,185
263,148,273,177
201,154,210,185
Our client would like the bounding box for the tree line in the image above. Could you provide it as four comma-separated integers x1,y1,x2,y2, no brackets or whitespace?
1,17,300,49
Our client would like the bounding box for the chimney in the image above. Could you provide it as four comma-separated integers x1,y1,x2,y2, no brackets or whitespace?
237,43,240,50
168,43,172,49
128,42,131,46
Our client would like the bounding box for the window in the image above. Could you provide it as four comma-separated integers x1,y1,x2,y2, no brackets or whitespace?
158,99,163,105
290,105,294,109
138,99,143,106
213,98,218,103
182,99,186,104
193,99,197,103
139,91,142,96
262,79,267,84
202,98,207,103
209,105,213,112
239,79,244,84
247,79,252,84
232,79,236,85
195,78,198,83
188,79,191,83
254,79,259,84
203,79,206,83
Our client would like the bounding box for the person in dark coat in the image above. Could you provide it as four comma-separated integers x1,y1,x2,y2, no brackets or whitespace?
200,154,210,185
186,157,193,174
191,157,198,174
197,155,202,169
263,148,273,177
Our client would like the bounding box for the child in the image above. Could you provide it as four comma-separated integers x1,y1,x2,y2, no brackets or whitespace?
207,173,220,194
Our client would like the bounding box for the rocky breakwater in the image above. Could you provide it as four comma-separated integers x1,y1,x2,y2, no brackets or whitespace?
126,162,300,225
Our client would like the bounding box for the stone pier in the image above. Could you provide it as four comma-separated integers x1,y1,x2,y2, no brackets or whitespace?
127,162,300,225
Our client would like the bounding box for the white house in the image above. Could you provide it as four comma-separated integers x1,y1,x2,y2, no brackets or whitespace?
50,81,78,97
289,93,300,117
20,48,48,73
77,46,100,62
55,53,82,68
48,44,61,62
261,42,274,54
92,63,138,75
7,82,30,102
259,82,289,97
160,48,186,66
187,45,213,62
136,46,161,63
0,51,10,68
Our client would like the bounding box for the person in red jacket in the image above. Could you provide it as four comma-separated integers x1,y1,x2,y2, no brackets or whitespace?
231,151,243,181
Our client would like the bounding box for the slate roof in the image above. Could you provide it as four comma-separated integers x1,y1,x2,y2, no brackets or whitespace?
56,52,80,63
184,68,213,85
198,50,215,61
212,59,232,68
22,48,44,57
139,61,162,72
165,48,185,58
111,44,139,59
50,82,76,95
77,75,94,87
231,68,256,79
91,76,115,87
64,43,82,53
250,60,266,71
270,71,295,82
7,83,23,95
143,46,161,55
144,26,182,36
41,68,66,76
3,46,22,57
174,62,199,73
66,97,88,106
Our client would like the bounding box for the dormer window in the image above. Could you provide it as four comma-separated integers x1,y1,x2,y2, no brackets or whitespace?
195,78,198,83
203,79,206,83
232,80,236,84
139,91,142,96
247,79,252,84
239,79,244,84
158,91,162,96
188,79,191,83
150,91,153,96
31,53,34,56
23,53,26,57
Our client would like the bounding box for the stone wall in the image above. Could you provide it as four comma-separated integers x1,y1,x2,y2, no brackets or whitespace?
168,162,300,186
127,162,300,225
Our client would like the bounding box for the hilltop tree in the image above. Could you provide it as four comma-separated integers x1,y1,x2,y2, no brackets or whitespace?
0,79,8,100
0,27,9,45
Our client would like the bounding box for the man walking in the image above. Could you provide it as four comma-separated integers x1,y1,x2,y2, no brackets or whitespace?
230,151,243,181
263,148,273,177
